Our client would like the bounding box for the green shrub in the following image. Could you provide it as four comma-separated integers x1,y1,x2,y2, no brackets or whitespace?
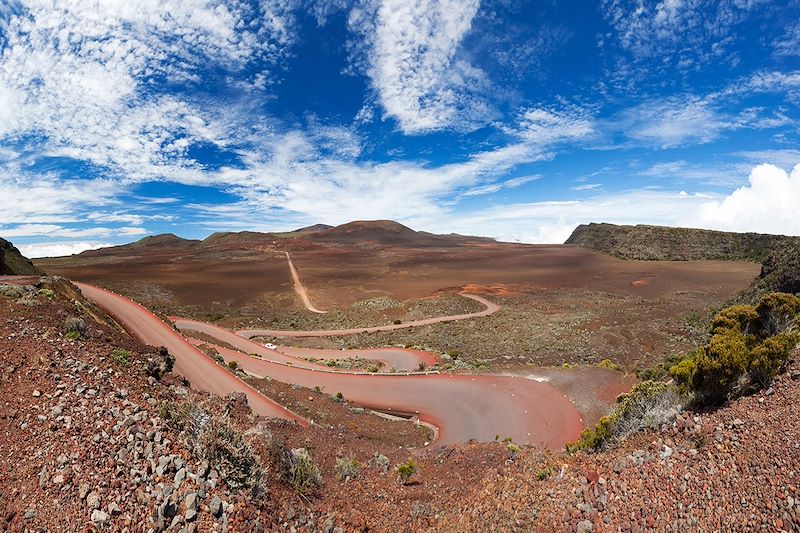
567,381,681,452
367,364,379,373
227,360,239,370
333,392,345,402
395,459,418,483
447,349,460,359
669,292,800,405
749,330,800,387
393,319,402,325
756,292,800,336
65,331,81,340
598,359,621,371
507,442,520,456
711,305,759,335
325,359,337,367
335,456,361,481
110,348,131,367
37,288,55,300
536,469,551,481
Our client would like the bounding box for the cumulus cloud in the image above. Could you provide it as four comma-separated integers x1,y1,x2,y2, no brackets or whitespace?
694,163,800,235
17,241,113,258
348,0,490,133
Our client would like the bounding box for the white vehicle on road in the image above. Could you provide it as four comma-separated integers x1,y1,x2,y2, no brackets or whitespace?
263,343,277,350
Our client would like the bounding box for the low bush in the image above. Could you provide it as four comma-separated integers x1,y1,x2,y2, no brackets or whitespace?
63,317,88,339
335,456,361,481
110,348,131,367
271,445,322,493
598,359,622,371
227,360,239,370
37,288,55,300
568,380,682,452
395,459,418,484
198,416,262,491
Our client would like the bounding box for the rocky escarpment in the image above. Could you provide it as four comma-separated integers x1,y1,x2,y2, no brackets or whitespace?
739,238,800,301
565,222,794,262
0,237,41,275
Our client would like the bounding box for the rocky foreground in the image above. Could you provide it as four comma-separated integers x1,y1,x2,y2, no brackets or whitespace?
1,277,799,532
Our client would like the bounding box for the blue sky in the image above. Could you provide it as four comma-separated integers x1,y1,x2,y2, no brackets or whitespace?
0,0,799,257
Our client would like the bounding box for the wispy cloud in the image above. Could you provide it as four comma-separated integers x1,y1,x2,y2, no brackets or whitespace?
571,183,602,191
600,0,765,68
348,0,492,133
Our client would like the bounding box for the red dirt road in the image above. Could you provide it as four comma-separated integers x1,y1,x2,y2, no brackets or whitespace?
170,316,582,447
74,282,581,447
209,344,581,447
173,317,437,372
74,282,307,424
237,292,500,338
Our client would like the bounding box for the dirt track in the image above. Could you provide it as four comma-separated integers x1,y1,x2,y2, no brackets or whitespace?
237,292,500,338
77,282,582,447
285,251,327,314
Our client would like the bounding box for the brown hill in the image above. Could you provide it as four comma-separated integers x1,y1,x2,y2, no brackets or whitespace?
313,220,494,247
0,237,41,275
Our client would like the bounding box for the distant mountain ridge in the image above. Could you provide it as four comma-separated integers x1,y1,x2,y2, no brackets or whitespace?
565,222,795,262
0,237,41,275
44,220,495,259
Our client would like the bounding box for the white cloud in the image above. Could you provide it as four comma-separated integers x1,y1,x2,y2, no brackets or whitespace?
188,107,593,227
18,241,113,258
774,22,800,57
460,175,541,197
0,171,121,224
735,149,800,169
0,223,147,239
0,0,298,185
600,0,764,66
439,189,717,243
619,97,726,148
694,163,800,235
348,0,490,133
571,183,602,191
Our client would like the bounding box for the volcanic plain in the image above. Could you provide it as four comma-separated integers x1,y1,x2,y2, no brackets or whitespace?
37,220,760,375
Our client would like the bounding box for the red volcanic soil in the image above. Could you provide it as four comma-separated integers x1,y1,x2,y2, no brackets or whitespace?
35,224,759,314
287,242,759,307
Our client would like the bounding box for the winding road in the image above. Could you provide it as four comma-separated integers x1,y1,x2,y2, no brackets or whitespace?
237,292,500,338
74,282,308,425
70,282,582,447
